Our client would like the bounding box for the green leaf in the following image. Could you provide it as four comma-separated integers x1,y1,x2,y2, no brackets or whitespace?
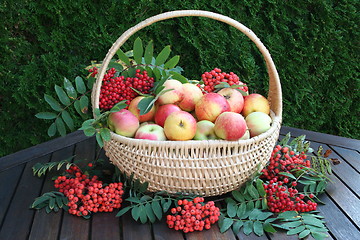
55,85,71,105
282,221,303,228
232,221,243,235
256,179,266,196
257,211,273,221
151,200,162,220
214,82,230,89
298,180,316,185
49,197,55,209
227,201,237,218
138,96,155,115
278,211,298,220
145,203,156,223
164,55,180,69
169,71,188,83
126,197,142,203
155,45,171,66
61,111,74,131
55,118,66,136
100,128,111,142
116,49,131,66
249,209,262,220
247,184,259,199
311,231,329,240
74,100,87,118
302,216,325,227
253,221,264,236
139,182,149,193
219,218,233,233
299,229,311,238
83,127,96,137
63,77,77,99
243,221,253,235
232,190,245,202
79,95,89,114
36,112,57,120
279,172,296,180
287,225,306,235
75,76,87,94
144,40,154,65
44,94,62,112
116,206,131,217
133,37,143,65
139,205,148,224
95,133,104,148
162,199,172,213
131,206,141,221
263,222,277,233
237,202,246,218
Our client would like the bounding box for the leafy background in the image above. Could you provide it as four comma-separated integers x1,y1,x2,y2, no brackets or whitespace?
0,0,359,157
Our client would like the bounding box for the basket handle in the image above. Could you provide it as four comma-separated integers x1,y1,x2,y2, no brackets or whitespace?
91,10,282,119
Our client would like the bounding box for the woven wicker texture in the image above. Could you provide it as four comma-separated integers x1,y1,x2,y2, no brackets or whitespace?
91,10,282,196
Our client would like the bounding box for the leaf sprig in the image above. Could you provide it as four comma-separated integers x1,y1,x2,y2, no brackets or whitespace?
31,191,69,213
32,156,75,177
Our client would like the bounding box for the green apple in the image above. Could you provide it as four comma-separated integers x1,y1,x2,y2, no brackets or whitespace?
245,112,272,137
194,120,218,140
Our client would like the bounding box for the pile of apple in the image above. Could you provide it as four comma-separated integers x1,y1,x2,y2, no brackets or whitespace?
107,79,272,141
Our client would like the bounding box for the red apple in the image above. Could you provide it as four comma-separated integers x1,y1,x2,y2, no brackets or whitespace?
195,93,230,122
135,124,166,141
157,79,184,105
217,88,244,113
245,112,272,137
178,83,203,112
108,109,139,137
214,112,247,141
241,93,270,117
154,104,182,127
163,111,197,141
128,96,156,123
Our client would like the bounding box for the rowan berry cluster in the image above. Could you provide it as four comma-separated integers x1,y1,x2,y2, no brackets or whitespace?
166,197,220,233
264,178,317,213
54,164,124,217
199,68,248,93
261,144,317,213
261,145,311,180
89,67,154,110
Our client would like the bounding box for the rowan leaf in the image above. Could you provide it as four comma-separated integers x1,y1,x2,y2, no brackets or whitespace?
164,55,180,69
36,112,57,120
144,40,154,64
63,77,77,99
219,218,233,233
55,85,71,105
61,110,74,131
155,45,171,66
75,76,86,94
47,122,57,137
55,118,66,136
151,200,162,220
116,49,131,66
44,94,62,111
133,37,143,65
253,221,264,236
116,206,131,217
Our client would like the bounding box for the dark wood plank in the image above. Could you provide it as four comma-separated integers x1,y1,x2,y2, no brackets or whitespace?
58,137,97,240
28,145,75,240
0,130,89,171
152,216,184,240
280,126,360,150
186,223,236,240
122,212,153,240
0,154,50,240
325,173,360,227
309,141,360,197
91,211,121,240
317,193,360,240
0,163,24,227
331,145,360,172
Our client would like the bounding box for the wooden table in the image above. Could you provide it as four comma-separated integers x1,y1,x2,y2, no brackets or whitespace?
0,126,359,240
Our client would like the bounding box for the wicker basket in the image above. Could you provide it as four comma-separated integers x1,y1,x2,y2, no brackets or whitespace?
91,10,282,197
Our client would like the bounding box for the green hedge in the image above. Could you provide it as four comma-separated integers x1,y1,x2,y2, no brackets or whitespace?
1,0,359,157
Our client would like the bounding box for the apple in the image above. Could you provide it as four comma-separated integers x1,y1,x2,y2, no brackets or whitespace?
154,104,182,127
194,120,218,140
178,83,203,112
163,111,197,141
241,93,270,117
156,79,184,105
195,93,230,122
213,112,247,141
135,124,167,141
239,129,250,140
245,112,272,137
128,96,156,123
217,87,244,113
108,109,139,137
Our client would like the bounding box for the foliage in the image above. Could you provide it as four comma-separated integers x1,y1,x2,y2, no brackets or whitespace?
31,191,69,213
1,1,358,157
